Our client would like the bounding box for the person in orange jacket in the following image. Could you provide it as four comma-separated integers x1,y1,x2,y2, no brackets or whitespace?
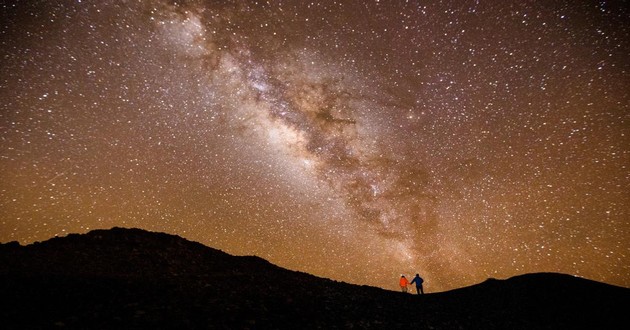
399,275,409,293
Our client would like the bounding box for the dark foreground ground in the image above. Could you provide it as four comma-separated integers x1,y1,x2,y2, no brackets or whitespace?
1,227,629,329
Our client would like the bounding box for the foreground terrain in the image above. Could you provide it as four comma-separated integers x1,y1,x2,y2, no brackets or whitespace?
1,227,628,329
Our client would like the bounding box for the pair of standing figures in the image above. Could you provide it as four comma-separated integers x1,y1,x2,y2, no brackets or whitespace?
399,274,424,294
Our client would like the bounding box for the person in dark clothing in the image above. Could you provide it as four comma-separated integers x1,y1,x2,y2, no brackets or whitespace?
410,273,424,294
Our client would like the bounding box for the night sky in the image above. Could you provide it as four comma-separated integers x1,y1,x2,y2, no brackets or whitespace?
1,0,628,292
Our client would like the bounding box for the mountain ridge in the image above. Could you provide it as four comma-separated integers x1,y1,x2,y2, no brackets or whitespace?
1,227,628,329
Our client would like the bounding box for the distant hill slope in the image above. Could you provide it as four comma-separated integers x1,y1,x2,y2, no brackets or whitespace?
1,227,628,329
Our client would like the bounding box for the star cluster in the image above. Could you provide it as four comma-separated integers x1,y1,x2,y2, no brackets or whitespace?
1,0,628,291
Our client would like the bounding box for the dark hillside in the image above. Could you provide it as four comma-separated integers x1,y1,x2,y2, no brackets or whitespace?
1,228,628,329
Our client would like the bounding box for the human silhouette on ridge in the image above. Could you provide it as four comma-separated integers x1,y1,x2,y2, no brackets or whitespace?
399,275,409,293
410,273,424,294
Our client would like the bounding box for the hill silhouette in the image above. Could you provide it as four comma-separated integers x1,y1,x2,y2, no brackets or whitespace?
1,227,628,329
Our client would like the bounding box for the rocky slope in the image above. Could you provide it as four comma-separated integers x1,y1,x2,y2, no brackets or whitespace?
1,227,628,329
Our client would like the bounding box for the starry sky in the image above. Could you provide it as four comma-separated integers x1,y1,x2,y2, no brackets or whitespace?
1,0,628,292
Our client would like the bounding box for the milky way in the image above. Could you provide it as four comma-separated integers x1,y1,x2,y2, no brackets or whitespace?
1,0,628,291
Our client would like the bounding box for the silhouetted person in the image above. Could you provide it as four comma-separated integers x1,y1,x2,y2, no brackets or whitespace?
410,273,424,294
399,275,409,293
